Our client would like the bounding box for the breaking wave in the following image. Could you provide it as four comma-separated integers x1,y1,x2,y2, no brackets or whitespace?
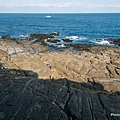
65,36,87,40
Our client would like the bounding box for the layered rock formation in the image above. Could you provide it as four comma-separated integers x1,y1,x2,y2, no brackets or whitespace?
0,39,120,91
0,39,120,119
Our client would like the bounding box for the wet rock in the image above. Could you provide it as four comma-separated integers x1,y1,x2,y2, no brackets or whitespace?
65,44,91,51
112,39,120,46
62,39,73,42
1,35,10,39
47,39,61,43
108,38,120,46
30,34,54,40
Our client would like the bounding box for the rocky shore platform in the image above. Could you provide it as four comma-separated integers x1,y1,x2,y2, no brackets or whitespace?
0,38,120,120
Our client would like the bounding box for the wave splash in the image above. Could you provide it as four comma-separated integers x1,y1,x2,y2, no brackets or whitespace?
95,39,110,45
65,36,87,40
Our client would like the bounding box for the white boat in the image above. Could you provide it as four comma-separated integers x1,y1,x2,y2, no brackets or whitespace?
46,15,51,18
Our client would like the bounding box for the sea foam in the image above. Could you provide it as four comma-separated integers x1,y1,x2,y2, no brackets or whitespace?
66,36,87,40
92,39,110,45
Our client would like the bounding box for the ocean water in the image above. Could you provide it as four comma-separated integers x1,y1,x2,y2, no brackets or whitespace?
0,13,120,45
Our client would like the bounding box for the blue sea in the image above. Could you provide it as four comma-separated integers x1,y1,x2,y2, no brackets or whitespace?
0,13,120,45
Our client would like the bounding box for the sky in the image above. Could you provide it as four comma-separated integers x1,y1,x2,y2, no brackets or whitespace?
0,0,120,13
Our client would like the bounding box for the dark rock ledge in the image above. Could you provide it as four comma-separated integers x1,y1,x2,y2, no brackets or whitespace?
0,64,120,120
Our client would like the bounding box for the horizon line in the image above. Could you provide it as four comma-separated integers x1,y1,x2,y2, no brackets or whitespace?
0,12,120,14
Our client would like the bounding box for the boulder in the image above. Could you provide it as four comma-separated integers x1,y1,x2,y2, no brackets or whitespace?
62,39,73,42
47,39,61,43
30,34,54,40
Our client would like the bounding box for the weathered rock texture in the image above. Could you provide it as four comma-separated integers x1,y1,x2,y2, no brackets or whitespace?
0,39,120,92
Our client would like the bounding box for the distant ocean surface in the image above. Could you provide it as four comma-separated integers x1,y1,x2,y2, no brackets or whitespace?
0,13,120,45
